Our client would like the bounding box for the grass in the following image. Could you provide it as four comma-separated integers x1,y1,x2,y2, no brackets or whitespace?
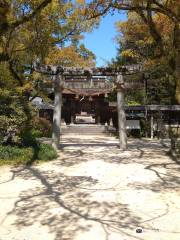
0,143,58,166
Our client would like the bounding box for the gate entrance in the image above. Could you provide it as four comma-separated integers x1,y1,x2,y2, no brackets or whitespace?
33,63,142,150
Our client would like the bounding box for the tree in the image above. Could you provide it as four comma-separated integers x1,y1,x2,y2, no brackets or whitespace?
0,0,98,142
84,0,180,103
45,44,96,67
0,63,33,143
0,0,52,36
111,11,177,104
0,1,98,61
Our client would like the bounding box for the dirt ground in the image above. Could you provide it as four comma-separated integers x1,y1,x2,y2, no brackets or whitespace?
0,135,180,240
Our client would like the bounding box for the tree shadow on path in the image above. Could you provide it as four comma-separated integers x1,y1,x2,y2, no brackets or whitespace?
7,165,143,240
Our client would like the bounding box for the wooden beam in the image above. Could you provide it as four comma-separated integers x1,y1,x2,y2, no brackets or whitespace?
147,105,180,111
151,114,154,139
33,63,142,76
116,74,127,150
52,75,62,149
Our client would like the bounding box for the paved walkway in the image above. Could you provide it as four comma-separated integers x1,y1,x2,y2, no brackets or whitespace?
0,135,180,240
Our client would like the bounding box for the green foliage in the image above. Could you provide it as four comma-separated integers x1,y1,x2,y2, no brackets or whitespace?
19,117,52,146
0,0,98,66
19,130,37,146
176,141,180,158
0,143,58,166
31,129,44,138
0,64,30,140
0,94,28,134
78,44,96,61
0,145,33,165
107,90,117,102
125,89,145,105
0,1,98,146
31,117,52,138
111,12,176,105
146,67,176,105
45,44,96,67
37,143,58,161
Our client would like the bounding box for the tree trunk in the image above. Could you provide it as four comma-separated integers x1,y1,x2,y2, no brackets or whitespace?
174,21,180,104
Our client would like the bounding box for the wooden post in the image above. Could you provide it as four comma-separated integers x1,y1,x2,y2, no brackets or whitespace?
52,74,62,149
145,106,148,138
116,74,127,150
150,113,154,139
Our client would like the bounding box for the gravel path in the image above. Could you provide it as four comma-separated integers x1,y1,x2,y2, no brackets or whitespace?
0,135,180,240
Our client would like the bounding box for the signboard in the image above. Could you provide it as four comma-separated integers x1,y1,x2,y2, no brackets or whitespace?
126,120,140,130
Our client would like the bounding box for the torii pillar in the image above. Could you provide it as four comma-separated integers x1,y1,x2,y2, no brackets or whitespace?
116,74,127,150
52,74,63,149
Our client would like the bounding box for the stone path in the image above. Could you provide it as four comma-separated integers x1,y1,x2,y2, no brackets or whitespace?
0,135,180,240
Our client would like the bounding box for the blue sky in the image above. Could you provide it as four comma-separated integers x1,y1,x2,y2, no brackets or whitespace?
81,10,127,67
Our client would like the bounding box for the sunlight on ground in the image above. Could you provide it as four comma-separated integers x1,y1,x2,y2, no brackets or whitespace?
0,135,180,240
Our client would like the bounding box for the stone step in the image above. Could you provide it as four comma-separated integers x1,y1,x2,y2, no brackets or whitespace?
61,124,114,135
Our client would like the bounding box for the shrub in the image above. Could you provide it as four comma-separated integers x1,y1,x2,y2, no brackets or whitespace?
31,129,43,138
0,145,33,165
0,143,58,166
19,129,37,146
37,143,58,161
32,117,52,138
175,140,180,157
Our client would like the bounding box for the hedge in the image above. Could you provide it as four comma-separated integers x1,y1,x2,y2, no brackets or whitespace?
0,143,58,166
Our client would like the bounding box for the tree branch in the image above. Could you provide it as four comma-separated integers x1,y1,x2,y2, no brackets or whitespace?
152,0,179,23
85,2,112,21
112,1,179,23
0,0,52,35
9,61,23,86
136,8,164,56
51,26,78,45
0,53,10,62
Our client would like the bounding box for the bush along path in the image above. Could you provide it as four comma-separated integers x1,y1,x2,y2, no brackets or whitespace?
0,116,57,166
0,143,58,166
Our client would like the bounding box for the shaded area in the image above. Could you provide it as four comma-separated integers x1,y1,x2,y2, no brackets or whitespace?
7,166,143,240
1,137,180,240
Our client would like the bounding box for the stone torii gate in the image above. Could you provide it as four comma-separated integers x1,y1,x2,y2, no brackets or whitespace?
33,63,141,150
